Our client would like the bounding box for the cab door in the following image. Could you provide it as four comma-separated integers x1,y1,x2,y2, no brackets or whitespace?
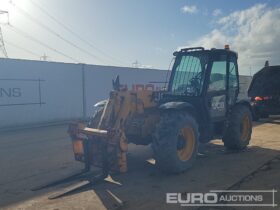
207,54,227,120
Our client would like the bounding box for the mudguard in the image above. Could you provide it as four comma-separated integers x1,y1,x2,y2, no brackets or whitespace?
236,99,253,113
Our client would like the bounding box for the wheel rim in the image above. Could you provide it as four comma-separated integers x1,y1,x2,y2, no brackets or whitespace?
177,127,195,161
240,114,250,141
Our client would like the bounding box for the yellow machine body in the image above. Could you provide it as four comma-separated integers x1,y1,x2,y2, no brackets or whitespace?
68,90,159,173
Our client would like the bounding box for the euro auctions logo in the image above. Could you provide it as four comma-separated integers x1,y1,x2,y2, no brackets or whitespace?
167,192,218,205
166,190,278,207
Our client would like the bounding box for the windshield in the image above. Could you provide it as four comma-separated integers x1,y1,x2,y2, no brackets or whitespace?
169,52,208,96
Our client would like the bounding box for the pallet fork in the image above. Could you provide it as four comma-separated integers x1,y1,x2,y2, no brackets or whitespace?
32,87,157,199
31,124,114,199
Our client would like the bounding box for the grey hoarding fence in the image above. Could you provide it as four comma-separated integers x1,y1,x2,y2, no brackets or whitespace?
0,58,251,129
0,59,85,129
0,58,166,129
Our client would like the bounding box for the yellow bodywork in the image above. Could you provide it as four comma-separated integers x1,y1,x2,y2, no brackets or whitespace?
68,90,159,173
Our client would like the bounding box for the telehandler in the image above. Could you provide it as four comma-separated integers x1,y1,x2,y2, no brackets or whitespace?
33,46,253,198
69,45,252,174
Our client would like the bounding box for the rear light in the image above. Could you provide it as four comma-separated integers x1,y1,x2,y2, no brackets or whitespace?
255,96,263,101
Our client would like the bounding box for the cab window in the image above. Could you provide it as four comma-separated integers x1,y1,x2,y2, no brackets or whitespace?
208,58,227,92
229,61,238,88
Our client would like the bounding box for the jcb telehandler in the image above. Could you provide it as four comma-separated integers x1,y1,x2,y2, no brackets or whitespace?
69,45,252,174
33,46,253,198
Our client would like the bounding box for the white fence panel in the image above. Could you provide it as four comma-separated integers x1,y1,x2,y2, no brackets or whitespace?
0,59,83,128
238,75,252,100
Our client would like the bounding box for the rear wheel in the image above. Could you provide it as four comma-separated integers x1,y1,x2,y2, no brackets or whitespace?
223,105,252,150
152,111,199,173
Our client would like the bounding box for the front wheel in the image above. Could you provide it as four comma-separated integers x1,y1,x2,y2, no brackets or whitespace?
152,111,199,173
223,105,252,150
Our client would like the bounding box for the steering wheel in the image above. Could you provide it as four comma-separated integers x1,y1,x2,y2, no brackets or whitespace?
189,72,202,95
174,72,203,95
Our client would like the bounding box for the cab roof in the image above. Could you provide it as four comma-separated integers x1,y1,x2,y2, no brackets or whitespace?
173,47,238,58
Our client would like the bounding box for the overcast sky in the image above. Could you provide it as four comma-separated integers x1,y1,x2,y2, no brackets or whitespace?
0,0,279,75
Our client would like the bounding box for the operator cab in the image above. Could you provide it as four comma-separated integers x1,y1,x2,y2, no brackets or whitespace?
161,46,240,140
167,46,239,118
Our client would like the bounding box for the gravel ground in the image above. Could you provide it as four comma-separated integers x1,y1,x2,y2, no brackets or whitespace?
0,116,279,210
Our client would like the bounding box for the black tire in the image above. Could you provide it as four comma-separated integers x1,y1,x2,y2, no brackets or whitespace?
152,111,199,173
223,105,252,150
